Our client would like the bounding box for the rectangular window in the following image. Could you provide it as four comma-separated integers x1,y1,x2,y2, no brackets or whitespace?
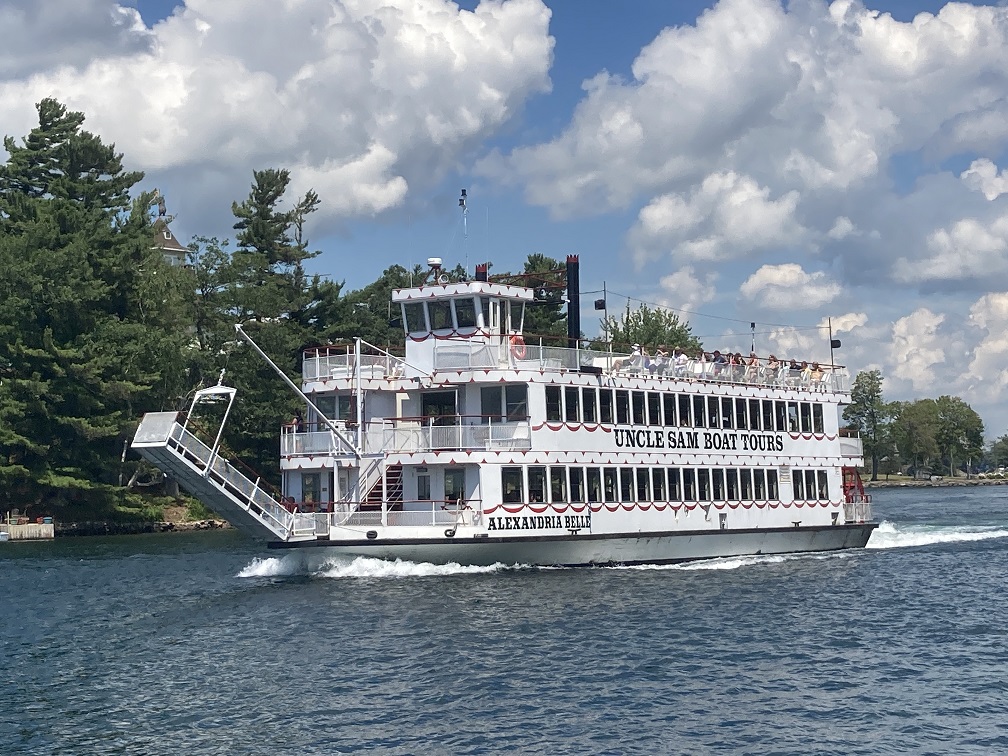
418,473,431,501
570,467,585,503
302,472,321,503
707,396,720,428
429,300,452,330
697,469,710,501
721,397,734,429
775,401,788,433
799,402,812,433
663,393,677,426
740,468,753,500
636,468,650,501
632,391,645,425
599,389,614,424
712,468,725,500
338,395,354,421
817,469,829,500
480,297,491,329
793,471,805,500
616,391,630,424
753,469,766,499
812,403,824,434
726,468,739,500
501,467,523,503
545,386,562,423
454,298,477,328
679,394,692,426
648,392,662,426
505,385,528,420
805,470,818,500
619,468,635,502
767,469,779,499
748,399,761,431
762,400,774,432
550,466,567,503
603,467,618,503
668,468,682,500
652,468,666,500
565,387,580,422
403,302,426,333
481,386,502,422
586,467,602,503
582,388,597,423
682,468,695,501
528,466,546,503
788,402,799,432
693,396,706,428
735,399,748,430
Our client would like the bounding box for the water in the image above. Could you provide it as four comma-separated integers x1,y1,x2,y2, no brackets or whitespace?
2,487,1007,755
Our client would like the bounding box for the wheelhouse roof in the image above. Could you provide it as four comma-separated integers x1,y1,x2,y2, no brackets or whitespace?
392,280,534,302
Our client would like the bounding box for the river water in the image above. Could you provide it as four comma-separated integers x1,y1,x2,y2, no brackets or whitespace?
2,486,1007,755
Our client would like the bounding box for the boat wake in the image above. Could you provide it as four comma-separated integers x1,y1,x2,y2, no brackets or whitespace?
237,554,514,579
867,520,1008,550
613,550,850,572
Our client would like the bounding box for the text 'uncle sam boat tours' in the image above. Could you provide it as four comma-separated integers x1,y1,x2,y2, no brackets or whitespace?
132,255,876,566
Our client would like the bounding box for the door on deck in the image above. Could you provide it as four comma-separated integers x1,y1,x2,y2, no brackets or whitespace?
444,468,465,508
421,390,459,449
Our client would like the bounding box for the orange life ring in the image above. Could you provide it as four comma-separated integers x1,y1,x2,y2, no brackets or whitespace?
510,335,526,360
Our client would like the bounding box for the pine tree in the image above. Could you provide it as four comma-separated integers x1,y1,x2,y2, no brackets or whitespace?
0,99,189,515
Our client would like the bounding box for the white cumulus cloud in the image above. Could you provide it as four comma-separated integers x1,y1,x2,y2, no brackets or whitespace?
889,308,946,390
961,158,1008,201
740,263,840,311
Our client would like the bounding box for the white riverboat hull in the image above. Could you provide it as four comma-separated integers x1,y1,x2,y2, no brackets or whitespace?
273,523,877,567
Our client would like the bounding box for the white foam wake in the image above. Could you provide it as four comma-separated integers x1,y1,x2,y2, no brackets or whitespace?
236,554,514,579
316,556,511,579
615,550,849,572
236,554,310,578
867,520,1008,550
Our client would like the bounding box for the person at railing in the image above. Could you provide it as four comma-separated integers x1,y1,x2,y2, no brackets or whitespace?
766,354,780,378
649,345,668,375
799,360,812,386
711,350,727,378
745,352,760,383
292,410,304,433
810,362,825,390
673,347,689,376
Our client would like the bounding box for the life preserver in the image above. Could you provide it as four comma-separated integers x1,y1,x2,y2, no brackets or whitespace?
510,335,526,359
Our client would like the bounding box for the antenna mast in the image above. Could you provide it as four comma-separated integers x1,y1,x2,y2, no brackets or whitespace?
459,188,468,277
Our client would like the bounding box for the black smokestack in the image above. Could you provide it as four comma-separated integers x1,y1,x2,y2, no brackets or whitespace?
566,254,580,349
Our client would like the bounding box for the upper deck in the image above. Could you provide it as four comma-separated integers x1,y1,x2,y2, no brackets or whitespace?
302,340,851,395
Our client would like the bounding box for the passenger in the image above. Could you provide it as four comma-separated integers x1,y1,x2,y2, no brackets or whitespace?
651,345,669,375
745,352,760,382
810,361,825,389
675,348,690,376
712,350,727,378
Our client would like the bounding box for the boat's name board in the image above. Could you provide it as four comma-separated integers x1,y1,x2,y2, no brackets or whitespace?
486,514,591,531
613,428,784,452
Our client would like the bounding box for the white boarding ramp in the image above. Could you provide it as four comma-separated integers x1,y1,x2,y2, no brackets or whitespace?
132,412,317,542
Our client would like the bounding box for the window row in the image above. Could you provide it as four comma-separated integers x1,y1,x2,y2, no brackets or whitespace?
402,296,526,334
501,465,832,504
545,386,825,434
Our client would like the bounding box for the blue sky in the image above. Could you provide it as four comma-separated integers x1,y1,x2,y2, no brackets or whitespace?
5,0,1008,437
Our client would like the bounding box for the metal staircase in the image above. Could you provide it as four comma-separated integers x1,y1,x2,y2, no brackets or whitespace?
132,408,318,543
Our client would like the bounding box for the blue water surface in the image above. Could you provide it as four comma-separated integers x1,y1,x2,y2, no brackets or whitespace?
2,486,1007,755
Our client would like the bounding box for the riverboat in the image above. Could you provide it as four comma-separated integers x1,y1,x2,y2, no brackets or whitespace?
132,256,875,566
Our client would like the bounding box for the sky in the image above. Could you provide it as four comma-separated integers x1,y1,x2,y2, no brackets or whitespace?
4,0,1008,438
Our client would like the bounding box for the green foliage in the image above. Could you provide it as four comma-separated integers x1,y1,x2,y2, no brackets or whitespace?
888,399,939,475
596,302,702,355
934,395,984,476
186,497,214,521
0,98,190,512
519,253,568,344
843,369,890,480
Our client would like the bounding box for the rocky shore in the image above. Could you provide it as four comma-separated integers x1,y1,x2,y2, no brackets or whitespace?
863,477,1008,488
55,519,230,537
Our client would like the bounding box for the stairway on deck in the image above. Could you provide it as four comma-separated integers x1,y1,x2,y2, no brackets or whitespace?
362,463,403,511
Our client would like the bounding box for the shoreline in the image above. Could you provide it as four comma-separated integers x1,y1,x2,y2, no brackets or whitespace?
863,478,1008,488
54,519,231,538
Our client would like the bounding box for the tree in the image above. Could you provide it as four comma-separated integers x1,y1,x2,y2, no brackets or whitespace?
0,99,190,514
986,434,1008,471
596,302,702,355
843,369,890,481
934,395,984,477
889,399,939,477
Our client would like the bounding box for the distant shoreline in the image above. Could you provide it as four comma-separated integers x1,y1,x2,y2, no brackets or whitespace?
863,477,1008,488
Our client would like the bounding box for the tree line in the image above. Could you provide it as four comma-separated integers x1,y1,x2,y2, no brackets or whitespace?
842,369,1000,480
